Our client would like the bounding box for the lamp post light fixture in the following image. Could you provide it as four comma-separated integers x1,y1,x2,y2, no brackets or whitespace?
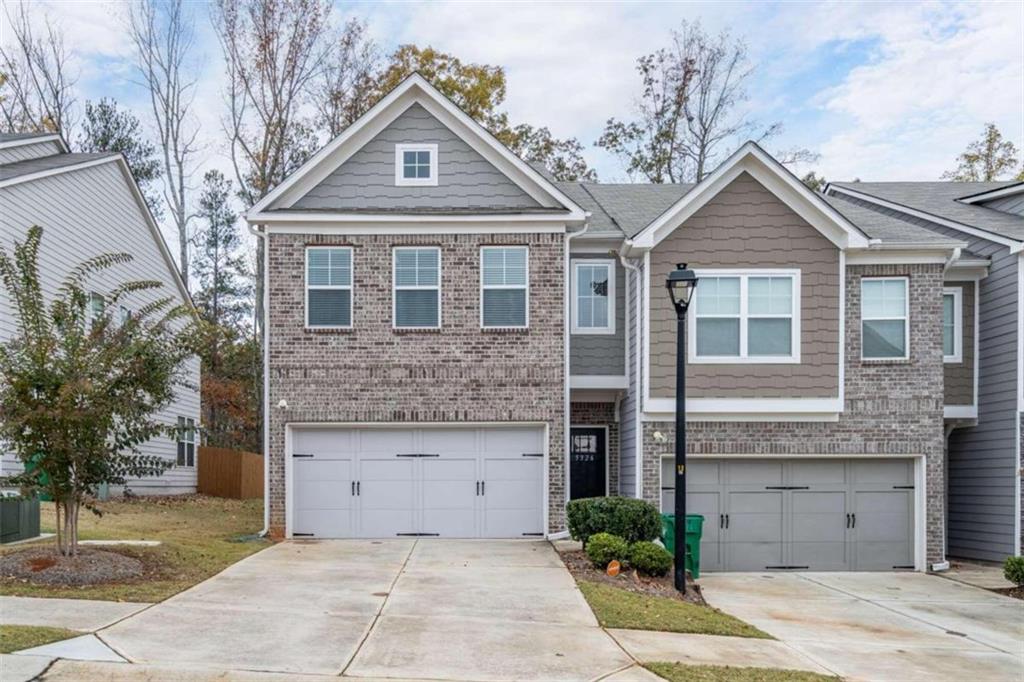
665,262,698,593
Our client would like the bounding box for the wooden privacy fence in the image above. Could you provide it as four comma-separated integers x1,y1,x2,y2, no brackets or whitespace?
198,446,264,499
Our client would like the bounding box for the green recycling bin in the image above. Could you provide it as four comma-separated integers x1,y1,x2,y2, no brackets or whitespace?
660,514,704,579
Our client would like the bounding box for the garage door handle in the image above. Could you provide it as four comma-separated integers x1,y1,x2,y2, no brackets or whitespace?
724,514,729,529
481,481,485,495
851,513,855,528
719,514,724,529
476,481,480,496
351,481,355,496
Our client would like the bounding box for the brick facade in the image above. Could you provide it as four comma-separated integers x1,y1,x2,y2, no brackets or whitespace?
266,231,566,535
570,401,620,495
640,263,947,563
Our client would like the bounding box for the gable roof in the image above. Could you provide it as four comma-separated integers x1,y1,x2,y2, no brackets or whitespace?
247,73,586,224
0,151,193,309
0,132,66,151
956,181,1024,205
827,181,1024,247
623,141,871,255
822,194,966,248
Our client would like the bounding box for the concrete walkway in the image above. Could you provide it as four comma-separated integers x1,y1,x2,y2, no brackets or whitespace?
0,595,149,631
90,539,634,680
701,571,1024,681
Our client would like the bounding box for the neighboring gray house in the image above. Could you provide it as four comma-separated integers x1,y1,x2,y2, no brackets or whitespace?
247,74,1017,572
0,132,201,495
824,181,1023,562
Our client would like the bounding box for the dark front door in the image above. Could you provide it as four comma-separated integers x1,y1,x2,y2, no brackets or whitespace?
570,427,607,500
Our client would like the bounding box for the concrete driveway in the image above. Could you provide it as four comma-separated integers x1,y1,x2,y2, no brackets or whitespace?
701,571,1024,681
96,539,634,681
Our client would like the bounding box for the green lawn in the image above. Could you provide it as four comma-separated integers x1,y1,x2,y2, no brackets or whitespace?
578,581,770,638
0,625,79,653
645,663,838,682
0,495,268,602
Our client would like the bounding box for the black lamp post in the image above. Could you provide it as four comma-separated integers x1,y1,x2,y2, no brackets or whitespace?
666,263,698,593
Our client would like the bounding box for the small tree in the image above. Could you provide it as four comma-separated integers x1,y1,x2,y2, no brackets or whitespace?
0,226,197,557
942,123,1023,182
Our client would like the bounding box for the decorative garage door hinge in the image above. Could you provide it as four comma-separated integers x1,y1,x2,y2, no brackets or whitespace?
521,453,544,457
293,533,314,537
521,532,544,537
395,453,440,457
764,565,809,570
892,485,915,489
292,453,314,458
763,486,809,490
395,532,440,536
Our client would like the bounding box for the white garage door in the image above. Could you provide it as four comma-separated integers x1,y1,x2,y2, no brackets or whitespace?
292,426,545,538
661,458,916,571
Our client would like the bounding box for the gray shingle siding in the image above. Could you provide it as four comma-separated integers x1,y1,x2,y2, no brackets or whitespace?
569,257,625,376
618,263,643,497
0,139,63,165
291,103,545,212
836,193,1019,561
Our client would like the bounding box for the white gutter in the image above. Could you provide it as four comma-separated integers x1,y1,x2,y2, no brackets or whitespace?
562,215,591,528
617,249,643,500
248,222,271,538
943,247,962,273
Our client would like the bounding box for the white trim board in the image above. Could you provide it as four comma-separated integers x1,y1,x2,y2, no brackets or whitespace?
958,182,1024,205
258,219,570,234
569,375,628,389
943,405,977,419
0,133,65,151
247,74,586,222
571,258,617,335
625,141,871,255
826,184,1024,254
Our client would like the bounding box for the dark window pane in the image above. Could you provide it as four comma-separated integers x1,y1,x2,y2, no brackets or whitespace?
403,164,417,179
403,151,416,164
863,319,906,358
483,289,526,327
696,318,740,356
417,164,430,178
748,318,792,356
308,289,351,327
396,290,439,327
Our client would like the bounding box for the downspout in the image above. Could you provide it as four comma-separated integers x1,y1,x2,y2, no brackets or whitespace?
248,222,271,538
618,249,642,500
561,215,590,535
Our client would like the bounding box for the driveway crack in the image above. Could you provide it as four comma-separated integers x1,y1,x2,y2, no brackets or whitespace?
339,539,418,677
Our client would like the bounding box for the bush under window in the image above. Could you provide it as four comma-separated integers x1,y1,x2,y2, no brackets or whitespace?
567,496,662,546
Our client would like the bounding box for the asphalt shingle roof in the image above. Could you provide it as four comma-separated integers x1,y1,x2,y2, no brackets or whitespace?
830,181,1024,242
0,152,118,183
0,132,59,143
555,182,692,237
822,194,966,247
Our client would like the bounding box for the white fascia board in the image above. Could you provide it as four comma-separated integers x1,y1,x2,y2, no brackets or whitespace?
0,133,66,151
644,396,842,417
628,142,871,253
828,185,1024,254
958,182,1024,204
246,74,586,221
845,249,959,265
263,222,567,236
569,375,628,389
251,211,573,225
0,155,119,189
943,405,978,419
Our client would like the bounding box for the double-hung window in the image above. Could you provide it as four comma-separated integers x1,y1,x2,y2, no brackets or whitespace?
176,417,195,467
572,260,615,334
394,247,441,328
690,270,799,362
942,286,962,363
481,246,528,328
394,143,438,186
861,277,908,360
87,292,105,329
306,247,353,328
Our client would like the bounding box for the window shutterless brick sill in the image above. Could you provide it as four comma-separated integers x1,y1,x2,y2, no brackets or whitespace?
860,358,913,365
481,327,529,334
392,327,441,334
304,327,354,334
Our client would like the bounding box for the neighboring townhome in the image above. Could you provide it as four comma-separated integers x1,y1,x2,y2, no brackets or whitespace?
0,132,201,495
248,74,981,573
825,180,1023,563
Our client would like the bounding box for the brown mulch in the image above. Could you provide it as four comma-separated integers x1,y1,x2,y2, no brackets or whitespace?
560,549,706,606
992,586,1023,600
0,546,144,586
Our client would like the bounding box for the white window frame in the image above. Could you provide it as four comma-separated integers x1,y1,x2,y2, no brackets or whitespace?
176,416,196,468
942,286,963,364
305,246,353,330
860,276,909,361
393,246,442,329
394,143,438,187
480,246,529,329
687,269,801,364
571,259,616,335
87,292,105,328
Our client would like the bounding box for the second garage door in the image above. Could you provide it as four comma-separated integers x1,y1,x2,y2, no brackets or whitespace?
292,426,545,539
661,458,916,571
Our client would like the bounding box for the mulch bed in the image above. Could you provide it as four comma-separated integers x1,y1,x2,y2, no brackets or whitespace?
560,549,706,606
992,586,1023,600
0,546,144,587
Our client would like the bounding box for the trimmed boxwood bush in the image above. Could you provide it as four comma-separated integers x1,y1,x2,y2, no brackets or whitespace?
567,496,662,546
585,532,630,568
629,541,673,576
1004,556,1024,587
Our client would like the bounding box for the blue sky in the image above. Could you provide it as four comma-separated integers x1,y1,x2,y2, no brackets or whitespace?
18,0,1024,188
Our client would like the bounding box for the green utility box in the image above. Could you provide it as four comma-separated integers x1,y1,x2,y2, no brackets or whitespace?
1,495,41,544
661,513,704,579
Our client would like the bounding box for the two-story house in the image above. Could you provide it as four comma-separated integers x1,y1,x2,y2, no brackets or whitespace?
824,181,1023,564
248,74,986,572
0,132,201,495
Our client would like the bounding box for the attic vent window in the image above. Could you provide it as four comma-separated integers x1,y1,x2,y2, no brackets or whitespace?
395,143,438,187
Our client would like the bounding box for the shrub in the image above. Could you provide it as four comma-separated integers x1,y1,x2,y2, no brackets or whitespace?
586,532,630,568
567,497,663,546
1004,556,1024,587
629,541,673,577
